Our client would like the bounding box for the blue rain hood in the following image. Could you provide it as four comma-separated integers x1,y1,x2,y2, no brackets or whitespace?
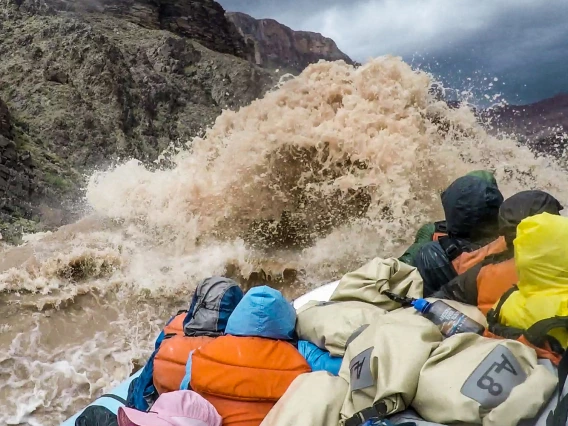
225,285,296,340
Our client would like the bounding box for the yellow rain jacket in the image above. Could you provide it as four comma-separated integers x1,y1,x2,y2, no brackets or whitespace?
498,213,568,348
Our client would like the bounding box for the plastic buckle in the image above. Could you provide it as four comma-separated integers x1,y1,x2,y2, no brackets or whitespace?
346,401,389,426
445,243,460,260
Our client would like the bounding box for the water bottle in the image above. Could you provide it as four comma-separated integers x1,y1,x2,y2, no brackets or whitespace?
412,298,485,337
384,292,485,337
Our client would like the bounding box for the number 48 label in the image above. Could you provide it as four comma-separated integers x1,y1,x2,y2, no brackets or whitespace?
461,345,527,409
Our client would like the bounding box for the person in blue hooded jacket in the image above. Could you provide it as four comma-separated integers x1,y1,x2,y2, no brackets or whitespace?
182,285,342,426
224,285,343,374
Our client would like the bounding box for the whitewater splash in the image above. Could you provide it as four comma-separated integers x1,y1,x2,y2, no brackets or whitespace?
0,56,566,425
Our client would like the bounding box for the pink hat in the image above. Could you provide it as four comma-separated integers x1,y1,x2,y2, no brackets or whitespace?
118,390,222,426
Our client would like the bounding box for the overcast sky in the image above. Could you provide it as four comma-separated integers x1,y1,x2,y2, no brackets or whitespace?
219,0,568,106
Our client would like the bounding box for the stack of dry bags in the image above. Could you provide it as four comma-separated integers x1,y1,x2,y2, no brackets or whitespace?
260,257,561,426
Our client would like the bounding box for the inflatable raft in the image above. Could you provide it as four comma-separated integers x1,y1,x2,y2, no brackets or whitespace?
60,280,341,426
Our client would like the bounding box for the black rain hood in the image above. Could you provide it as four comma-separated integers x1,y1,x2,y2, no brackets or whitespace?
499,190,564,247
441,175,504,240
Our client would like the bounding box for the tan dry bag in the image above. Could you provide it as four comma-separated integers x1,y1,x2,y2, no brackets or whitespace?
330,257,422,311
338,314,442,426
412,333,557,426
260,371,348,426
296,300,386,357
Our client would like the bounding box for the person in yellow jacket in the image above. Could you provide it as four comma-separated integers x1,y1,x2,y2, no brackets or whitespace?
494,212,568,350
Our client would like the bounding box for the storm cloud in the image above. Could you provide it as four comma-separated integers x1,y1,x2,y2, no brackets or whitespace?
219,0,568,105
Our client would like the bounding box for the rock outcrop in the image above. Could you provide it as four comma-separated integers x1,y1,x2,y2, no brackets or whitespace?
0,13,270,166
485,93,568,161
0,0,359,243
226,11,353,74
0,0,274,242
488,93,568,139
14,0,253,60
0,98,39,240
0,99,12,138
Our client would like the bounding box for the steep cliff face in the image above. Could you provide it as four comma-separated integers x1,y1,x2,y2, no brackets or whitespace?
226,11,353,74
489,93,568,139
486,93,568,161
0,98,38,240
15,0,253,60
0,0,273,242
0,100,11,138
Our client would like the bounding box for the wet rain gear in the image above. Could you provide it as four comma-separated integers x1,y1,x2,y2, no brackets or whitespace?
414,175,504,295
183,276,245,337
496,213,568,349
130,277,243,408
398,170,498,266
187,286,311,426
225,285,296,340
441,174,503,240
153,277,244,394
433,190,563,314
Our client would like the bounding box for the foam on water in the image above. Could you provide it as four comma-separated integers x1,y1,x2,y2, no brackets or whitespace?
0,56,566,425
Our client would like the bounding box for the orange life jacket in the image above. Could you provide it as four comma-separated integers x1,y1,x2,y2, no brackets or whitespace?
432,232,446,241
154,334,215,394
451,236,507,275
153,312,215,394
162,312,186,336
190,335,311,426
476,257,518,315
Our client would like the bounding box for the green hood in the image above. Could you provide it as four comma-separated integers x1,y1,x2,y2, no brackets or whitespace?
466,170,497,187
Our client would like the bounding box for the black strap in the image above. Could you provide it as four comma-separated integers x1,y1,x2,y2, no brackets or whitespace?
344,401,388,426
163,333,178,340
481,249,513,267
99,393,127,405
438,237,464,261
487,322,524,340
524,317,568,350
486,285,518,328
558,350,568,401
